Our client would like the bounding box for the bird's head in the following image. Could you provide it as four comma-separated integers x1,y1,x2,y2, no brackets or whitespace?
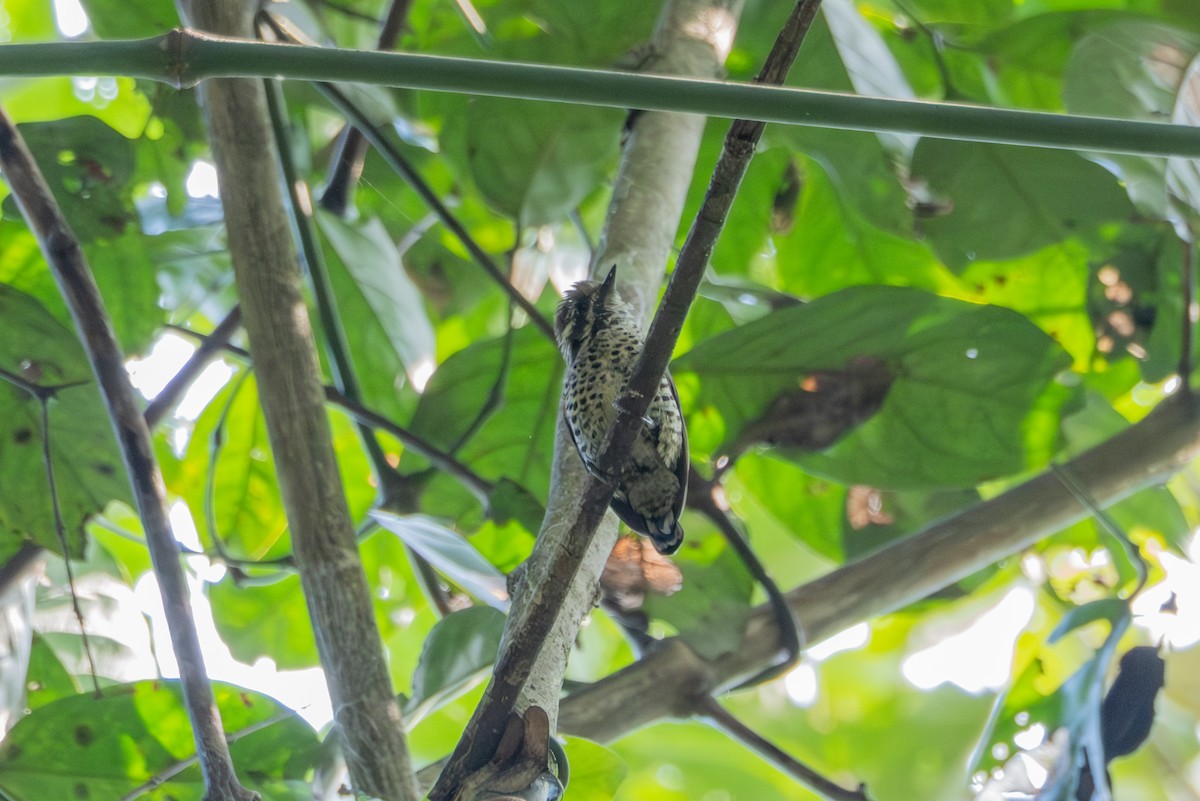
555,265,620,359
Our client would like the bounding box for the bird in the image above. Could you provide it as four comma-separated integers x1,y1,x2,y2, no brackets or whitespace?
554,266,688,555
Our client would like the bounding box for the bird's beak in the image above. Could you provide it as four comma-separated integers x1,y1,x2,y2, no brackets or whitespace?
598,265,617,302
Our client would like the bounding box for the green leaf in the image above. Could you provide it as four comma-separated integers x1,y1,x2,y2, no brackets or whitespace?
25,634,79,712
409,327,562,498
7,117,139,242
78,0,179,38
177,373,289,560
641,540,752,661
674,286,1074,489
464,97,622,226
317,212,436,391
371,510,508,608
560,737,628,801
0,286,130,555
1048,598,1129,643
405,606,505,725
208,574,319,669
0,681,319,801
773,160,957,296
911,140,1134,269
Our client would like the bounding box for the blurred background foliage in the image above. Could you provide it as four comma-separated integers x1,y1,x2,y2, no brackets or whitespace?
0,0,1199,798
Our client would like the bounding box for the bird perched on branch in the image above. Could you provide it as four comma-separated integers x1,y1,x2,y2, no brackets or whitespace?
554,266,688,555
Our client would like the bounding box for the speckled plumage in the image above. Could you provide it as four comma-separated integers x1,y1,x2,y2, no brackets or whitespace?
554,267,687,555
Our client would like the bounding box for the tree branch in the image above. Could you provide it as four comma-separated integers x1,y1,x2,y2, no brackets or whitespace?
2,31,1200,157
428,0,836,797
143,305,242,428
0,106,255,800
558,389,1200,741
172,2,419,799
696,695,870,801
320,0,413,216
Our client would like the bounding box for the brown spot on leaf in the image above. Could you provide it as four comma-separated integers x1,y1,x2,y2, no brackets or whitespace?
13,428,32,445
74,724,94,746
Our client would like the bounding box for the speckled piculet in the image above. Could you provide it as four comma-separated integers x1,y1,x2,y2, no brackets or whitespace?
554,266,688,555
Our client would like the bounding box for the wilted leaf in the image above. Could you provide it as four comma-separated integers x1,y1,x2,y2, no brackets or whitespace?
599,535,683,613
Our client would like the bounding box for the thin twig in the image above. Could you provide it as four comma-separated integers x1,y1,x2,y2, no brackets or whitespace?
687,467,802,689
320,0,414,215
324,386,495,503
143,305,242,428
258,11,558,342
163,324,496,504
0,104,255,800
0,369,101,693
697,696,871,801
1051,463,1148,595
429,2,823,797
41,400,101,695
1180,232,1195,394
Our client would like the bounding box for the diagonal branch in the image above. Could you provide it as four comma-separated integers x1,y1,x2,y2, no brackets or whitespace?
429,2,820,798
0,106,255,801
558,389,1200,741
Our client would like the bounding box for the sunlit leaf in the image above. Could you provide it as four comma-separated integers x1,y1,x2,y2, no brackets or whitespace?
0,681,319,801
371,510,508,609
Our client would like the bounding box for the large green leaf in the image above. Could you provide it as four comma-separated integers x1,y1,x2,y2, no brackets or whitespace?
464,97,622,226
773,160,959,296
7,117,139,242
1064,20,1200,218
371,510,509,608
562,737,628,801
910,140,1135,269
208,574,319,670
674,286,1074,489
0,681,318,801
409,327,562,498
176,373,289,560
405,606,506,725
317,212,436,392
0,286,130,555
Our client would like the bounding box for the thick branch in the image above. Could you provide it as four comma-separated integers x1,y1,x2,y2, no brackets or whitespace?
2,32,1200,157
559,390,1200,741
0,107,254,801
173,2,418,799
